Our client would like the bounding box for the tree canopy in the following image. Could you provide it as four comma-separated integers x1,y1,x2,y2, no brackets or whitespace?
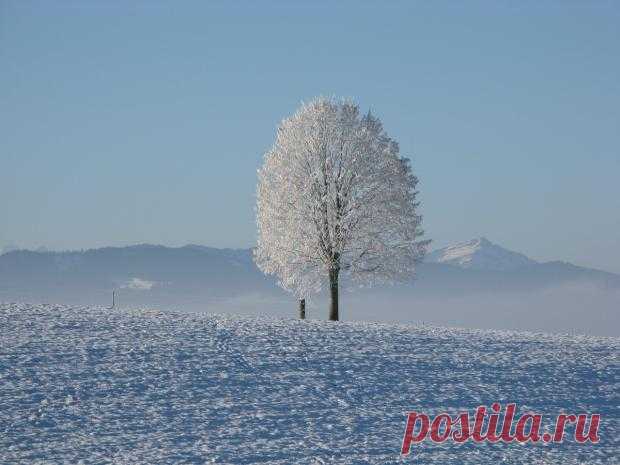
255,97,429,320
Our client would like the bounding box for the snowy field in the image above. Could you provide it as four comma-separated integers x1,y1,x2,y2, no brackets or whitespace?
1,303,618,464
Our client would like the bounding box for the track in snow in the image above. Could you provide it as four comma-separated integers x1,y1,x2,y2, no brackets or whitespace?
0,303,618,464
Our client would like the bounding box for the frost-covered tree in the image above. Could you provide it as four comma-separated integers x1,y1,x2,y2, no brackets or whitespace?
255,97,429,321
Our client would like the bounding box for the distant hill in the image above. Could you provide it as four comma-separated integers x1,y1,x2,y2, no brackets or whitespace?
0,244,278,310
1,239,618,335
420,237,620,293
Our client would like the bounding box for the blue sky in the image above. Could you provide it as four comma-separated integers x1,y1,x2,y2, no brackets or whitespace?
1,1,619,272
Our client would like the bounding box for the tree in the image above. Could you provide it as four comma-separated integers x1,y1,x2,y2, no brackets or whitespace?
255,97,429,321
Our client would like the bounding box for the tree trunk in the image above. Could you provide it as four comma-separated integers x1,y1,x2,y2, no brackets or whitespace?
329,268,339,321
299,298,306,320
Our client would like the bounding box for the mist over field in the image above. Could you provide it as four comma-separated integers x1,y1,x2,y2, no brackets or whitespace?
1,239,618,336
209,282,620,337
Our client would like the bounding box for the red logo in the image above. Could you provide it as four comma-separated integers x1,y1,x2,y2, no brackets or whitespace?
401,403,601,455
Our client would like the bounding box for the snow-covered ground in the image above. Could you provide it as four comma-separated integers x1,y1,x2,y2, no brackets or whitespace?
1,303,618,464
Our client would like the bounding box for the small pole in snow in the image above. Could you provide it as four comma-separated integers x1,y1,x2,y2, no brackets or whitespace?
299,298,306,320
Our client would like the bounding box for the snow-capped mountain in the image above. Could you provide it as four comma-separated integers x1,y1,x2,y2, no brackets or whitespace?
425,237,537,271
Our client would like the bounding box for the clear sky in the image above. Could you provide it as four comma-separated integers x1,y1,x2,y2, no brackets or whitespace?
1,1,619,273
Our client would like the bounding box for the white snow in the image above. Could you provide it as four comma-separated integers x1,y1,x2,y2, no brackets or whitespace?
122,277,156,290
0,303,617,464
426,237,537,271
255,97,428,297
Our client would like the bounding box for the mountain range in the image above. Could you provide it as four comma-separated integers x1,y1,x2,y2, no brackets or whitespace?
1,238,618,335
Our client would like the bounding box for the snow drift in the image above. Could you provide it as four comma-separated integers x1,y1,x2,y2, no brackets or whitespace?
1,303,617,464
